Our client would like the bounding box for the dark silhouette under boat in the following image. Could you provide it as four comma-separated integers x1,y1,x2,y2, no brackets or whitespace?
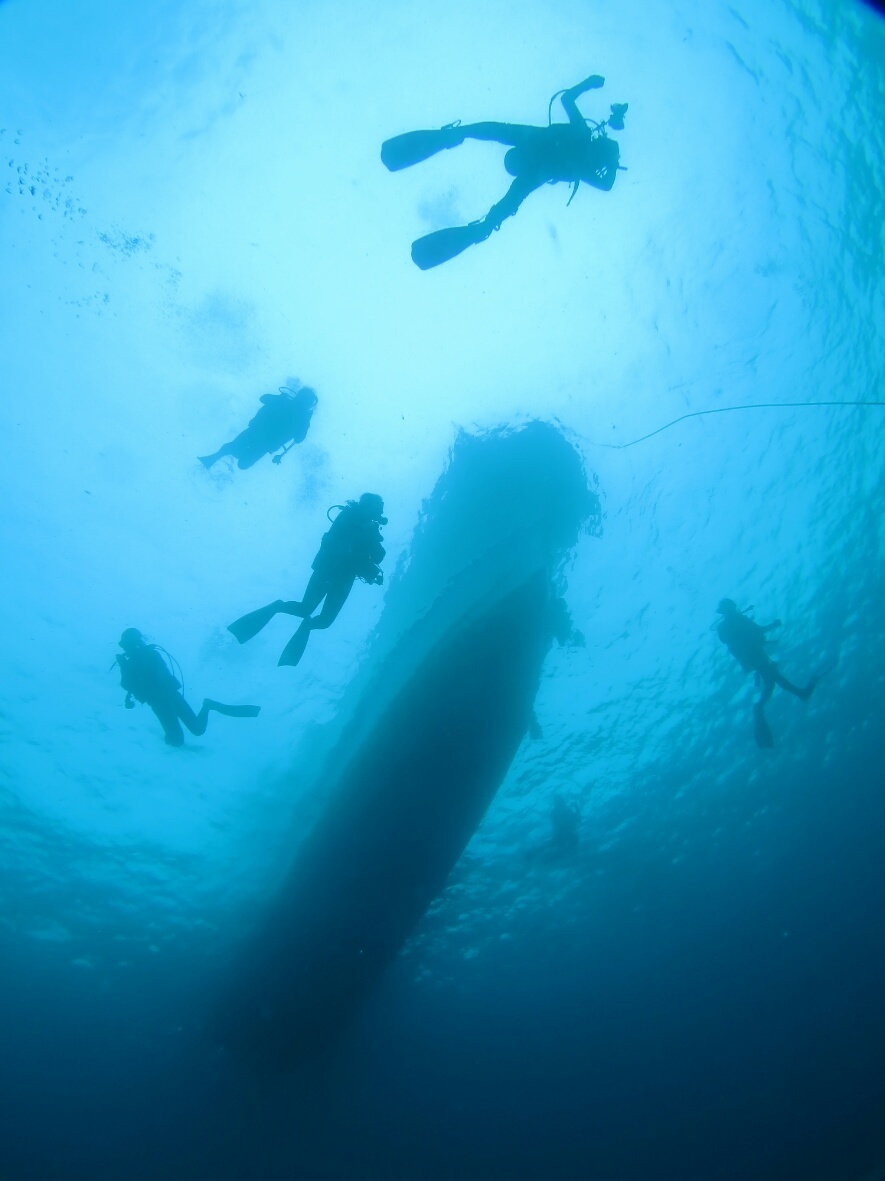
382,74,628,268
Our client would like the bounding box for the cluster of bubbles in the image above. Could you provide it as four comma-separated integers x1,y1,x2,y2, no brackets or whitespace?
2,127,86,221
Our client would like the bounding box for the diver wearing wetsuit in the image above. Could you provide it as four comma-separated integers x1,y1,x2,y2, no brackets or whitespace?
716,599,818,748
228,493,387,667
381,74,628,268
199,386,317,470
116,628,260,746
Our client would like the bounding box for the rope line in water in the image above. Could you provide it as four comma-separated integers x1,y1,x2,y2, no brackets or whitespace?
591,400,885,449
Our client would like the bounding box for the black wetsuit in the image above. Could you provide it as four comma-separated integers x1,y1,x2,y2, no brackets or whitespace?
118,646,204,746
718,611,813,705
238,394,312,466
201,392,314,470
382,74,624,267
286,504,386,632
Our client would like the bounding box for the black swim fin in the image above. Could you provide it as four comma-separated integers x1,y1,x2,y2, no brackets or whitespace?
205,700,261,718
800,657,837,700
753,703,774,749
381,125,464,172
228,601,282,644
278,621,311,668
411,220,490,270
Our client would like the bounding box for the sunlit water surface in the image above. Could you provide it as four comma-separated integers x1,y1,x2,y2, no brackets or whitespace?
1,1,884,1177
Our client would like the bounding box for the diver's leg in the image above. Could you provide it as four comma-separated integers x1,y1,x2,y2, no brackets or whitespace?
306,577,355,631
151,699,185,746
277,577,356,667
751,667,777,747
278,571,328,618
381,122,536,171
176,697,260,735
411,174,543,269
277,575,351,667
757,671,776,707
202,699,262,721
198,442,236,468
773,668,817,701
459,121,538,148
177,696,209,737
752,701,775,748
483,175,544,230
232,428,269,470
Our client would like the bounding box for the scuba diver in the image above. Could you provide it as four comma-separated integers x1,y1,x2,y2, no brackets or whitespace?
199,385,317,470
381,73,627,269
716,599,819,748
549,796,581,854
228,493,387,668
115,628,260,747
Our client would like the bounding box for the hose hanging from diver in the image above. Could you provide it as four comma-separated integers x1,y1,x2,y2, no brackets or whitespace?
541,96,880,449
154,646,184,696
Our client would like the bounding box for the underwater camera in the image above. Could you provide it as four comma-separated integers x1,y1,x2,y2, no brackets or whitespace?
608,103,628,130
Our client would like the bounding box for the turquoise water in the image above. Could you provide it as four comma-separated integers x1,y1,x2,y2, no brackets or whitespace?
1,1,884,1177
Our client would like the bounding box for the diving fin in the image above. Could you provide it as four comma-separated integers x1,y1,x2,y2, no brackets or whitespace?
753,703,774,749
801,657,837,699
411,220,490,270
381,124,464,172
278,621,311,668
205,700,261,718
228,601,282,644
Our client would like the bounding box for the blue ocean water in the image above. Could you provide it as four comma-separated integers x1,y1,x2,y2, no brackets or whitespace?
1,0,884,1177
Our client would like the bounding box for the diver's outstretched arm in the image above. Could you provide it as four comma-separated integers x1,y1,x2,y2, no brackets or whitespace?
560,74,605,127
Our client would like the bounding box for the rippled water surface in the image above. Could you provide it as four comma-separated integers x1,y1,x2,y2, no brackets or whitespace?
1,1,884,1177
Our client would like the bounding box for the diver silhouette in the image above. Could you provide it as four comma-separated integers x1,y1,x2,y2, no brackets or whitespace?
228,493,387,667
716,599,820,748
115,628,260,747
381,73,627,269
549,796,581,854
199,385,317,471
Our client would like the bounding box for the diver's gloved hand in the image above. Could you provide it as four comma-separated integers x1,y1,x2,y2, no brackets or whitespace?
124,693,135,710
583,74,605,89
